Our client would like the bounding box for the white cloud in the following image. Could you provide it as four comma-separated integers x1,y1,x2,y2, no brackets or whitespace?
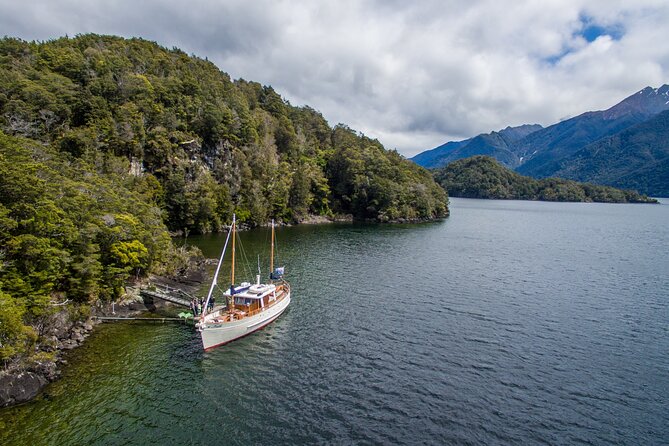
1,0,668,156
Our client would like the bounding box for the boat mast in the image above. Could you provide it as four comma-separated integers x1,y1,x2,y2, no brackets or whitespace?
229,214,236,312
231,214,236,286
270,219,274,279
201,219,232,316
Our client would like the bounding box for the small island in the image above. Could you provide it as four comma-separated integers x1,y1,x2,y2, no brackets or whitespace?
433,156,658,203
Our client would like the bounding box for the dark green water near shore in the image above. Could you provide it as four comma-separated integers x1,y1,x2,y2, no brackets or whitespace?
2,198,668,445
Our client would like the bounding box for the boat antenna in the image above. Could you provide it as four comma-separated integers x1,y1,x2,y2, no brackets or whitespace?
202,218,232,316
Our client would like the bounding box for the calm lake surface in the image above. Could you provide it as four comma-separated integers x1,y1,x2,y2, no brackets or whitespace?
2,198,668,445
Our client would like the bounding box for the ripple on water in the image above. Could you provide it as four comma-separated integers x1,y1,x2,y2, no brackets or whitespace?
2,200,669,444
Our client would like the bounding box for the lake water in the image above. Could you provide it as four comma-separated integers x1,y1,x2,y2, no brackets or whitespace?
2,198,668,445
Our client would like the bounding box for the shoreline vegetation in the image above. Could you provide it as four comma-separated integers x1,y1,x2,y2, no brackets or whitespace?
434,156,658,203
0,33,448,406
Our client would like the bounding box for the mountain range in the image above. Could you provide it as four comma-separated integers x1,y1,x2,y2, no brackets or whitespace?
411,85,669,196
411,124,542,168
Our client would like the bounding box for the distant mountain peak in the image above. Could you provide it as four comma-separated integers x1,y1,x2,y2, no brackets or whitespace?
604,84,669,120
641,84,669,95
409,124,542,169
497,124,543,142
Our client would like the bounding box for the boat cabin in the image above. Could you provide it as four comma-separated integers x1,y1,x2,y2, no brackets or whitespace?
225,282,277,314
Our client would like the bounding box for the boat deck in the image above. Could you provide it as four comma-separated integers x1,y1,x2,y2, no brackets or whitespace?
201,284,290,324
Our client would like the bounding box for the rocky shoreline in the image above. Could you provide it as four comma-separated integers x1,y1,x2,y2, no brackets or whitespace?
0,311,99,408
0,271,204,409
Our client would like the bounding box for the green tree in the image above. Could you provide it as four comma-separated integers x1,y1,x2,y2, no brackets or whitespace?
0,290,37,363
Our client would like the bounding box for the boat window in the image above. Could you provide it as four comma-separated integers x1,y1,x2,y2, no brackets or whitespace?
234,297,247,306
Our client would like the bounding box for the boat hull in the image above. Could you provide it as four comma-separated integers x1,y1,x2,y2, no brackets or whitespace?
199,292,290,350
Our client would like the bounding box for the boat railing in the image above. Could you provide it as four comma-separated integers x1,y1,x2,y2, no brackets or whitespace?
233,285,289,319
274,279,290,292
205,280,289,323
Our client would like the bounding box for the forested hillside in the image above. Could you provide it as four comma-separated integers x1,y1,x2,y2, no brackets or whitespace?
0,130,192,363
434,156,657,203
516,85,669,179
0,35,447,367
552,110,669,197
0,35,447,229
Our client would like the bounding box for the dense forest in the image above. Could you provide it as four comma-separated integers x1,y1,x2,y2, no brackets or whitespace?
0,35,447,367
0,131,189,363
434,156,657,203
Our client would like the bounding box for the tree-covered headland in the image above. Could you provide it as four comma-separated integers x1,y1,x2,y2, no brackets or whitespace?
434,156,657,203
0,35,448,367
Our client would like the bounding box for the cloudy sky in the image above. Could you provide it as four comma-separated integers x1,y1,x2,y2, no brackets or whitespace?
1,0,668,156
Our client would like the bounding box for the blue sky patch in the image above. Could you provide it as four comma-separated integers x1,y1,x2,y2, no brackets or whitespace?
543,14,625,66
577,14,624,42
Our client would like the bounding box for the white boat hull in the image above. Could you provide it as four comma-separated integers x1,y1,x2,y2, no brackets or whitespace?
199,292,290,350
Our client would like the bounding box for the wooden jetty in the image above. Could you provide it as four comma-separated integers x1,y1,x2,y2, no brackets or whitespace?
95,316,187,323
139,284,194,308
